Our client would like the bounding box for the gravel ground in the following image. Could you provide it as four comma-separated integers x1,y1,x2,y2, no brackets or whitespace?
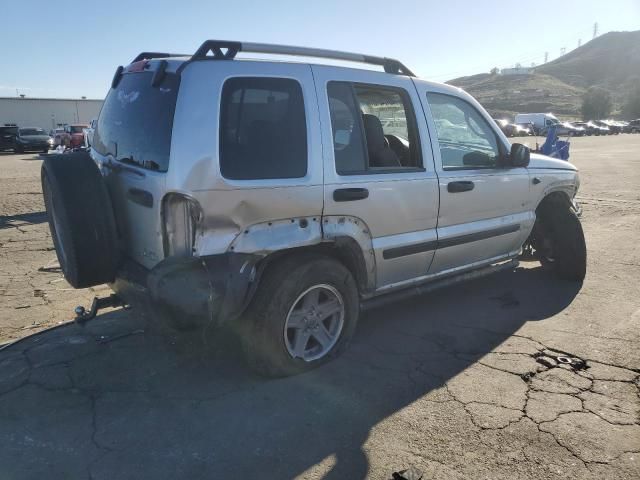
0,136,638,479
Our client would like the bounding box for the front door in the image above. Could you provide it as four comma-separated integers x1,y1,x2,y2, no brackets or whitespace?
312,66,439,290
417,87,533,273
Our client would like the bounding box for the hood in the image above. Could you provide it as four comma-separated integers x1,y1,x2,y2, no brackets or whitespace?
19,135,51,142
528,153,577,171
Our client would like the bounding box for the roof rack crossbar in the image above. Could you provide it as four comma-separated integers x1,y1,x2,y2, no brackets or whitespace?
191,40,416,76
131,52,189,63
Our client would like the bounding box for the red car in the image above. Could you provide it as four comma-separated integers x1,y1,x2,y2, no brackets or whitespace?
56,124,88,149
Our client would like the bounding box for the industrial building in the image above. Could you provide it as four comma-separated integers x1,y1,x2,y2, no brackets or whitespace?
0,97,103,132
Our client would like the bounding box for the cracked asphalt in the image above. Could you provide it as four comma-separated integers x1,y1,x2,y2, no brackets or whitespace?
1,135,639,479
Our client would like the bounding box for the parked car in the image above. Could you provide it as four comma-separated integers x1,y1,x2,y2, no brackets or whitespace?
562,122,585,136
620,121,633,134
42,40,586,377
539,121,583,137
573,121,605,136
69,124,88,148
494,118,516,136
50,128,65,147
0,125,19,151
494,119,531,137
514,123,534,136
13,127,53,153
56,124,89,148
626,119,640,133
83,118,97,148
595,120,620,134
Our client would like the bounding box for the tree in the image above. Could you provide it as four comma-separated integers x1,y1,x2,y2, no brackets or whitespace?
622,84,640,119
490,67,499,75
581,87,612,120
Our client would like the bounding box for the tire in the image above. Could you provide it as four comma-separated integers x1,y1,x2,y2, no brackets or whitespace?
537,199,586,281
41,152,120,288
239,254,359,377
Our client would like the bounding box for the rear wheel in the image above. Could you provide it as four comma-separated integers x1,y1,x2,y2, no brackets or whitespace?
41,152,120,288
240,254,359,377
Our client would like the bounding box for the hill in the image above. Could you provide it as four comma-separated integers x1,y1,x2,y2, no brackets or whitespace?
448,30,640,119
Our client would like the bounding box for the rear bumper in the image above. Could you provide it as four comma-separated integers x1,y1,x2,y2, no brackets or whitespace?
111,253,261,327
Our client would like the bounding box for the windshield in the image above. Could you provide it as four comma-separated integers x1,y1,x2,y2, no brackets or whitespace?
19,128,46,136
69,126,85,134
93,71,180,172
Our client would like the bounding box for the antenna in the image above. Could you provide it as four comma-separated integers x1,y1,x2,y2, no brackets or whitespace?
593,22,598,39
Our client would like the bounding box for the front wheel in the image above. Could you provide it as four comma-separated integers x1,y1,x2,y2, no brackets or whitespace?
534,199,587,281
240,254,359,377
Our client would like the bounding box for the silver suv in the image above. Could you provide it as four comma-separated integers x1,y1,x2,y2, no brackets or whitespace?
41,40,586,376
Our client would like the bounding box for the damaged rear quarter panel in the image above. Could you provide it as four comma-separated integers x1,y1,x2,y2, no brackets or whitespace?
190,186,324,256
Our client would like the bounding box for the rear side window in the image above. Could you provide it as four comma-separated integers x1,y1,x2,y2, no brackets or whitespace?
327,81,421,175
93,71,179,172
220,77,307,180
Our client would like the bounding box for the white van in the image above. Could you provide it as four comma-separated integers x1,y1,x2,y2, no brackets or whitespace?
515,113,560,133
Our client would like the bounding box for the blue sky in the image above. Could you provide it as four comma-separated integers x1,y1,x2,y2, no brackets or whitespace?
2,0,639,99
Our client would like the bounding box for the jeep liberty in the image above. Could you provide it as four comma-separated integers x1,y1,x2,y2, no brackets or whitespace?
41,40,586,376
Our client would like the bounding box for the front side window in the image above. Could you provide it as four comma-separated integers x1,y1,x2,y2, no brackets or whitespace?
328,81,421,175
427,93,502,170
220,77,307,180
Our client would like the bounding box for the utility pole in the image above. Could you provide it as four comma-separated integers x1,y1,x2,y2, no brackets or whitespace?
544,52,548,63
593,22,598,39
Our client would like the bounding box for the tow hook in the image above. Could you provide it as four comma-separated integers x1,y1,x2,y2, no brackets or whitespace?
74,294,127,325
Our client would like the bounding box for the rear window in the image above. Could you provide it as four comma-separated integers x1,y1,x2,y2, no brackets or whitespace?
219,77,307,180
93,71,180,172
0,127,18,136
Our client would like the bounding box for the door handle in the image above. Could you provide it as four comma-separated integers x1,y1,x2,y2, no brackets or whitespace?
127,188,153,208
333,188,369,202
447,181,474,193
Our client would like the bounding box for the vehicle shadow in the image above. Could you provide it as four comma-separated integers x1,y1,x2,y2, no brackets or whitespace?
0,211,48,229
0,265,581,479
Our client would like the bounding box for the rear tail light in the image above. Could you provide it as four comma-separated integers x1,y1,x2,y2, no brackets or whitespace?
162,194,202,258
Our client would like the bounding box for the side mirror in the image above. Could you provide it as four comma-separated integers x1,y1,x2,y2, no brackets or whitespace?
510,143,530,167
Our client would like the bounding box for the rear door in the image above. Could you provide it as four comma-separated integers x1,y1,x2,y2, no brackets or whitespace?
91,63,179,269
416,85,533,273
312,66,439,290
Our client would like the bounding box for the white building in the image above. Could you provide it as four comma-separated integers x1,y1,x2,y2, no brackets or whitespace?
0,97,103,131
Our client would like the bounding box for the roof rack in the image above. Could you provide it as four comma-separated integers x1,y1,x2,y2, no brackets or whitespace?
131,52,189,63
131,40,416,76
